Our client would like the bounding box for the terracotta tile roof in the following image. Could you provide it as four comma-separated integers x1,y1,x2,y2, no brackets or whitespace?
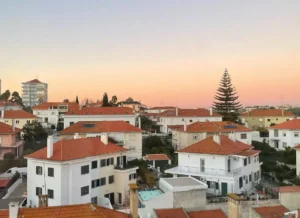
241,109,294,117
60,121,142,135
177,135,253,155
176,121,251,133
253,205,288,218
149,106,176,110
0,122,21,134
23,79,42,84
65,107,134,115
187,209,227,218
269,119,300,130
160,108,221,117
144,154,170,161
25,138,127,161
155,208,188,218
3,110,38,119
279,186,300,193
32,102,79,111
294,144,300,149
0,203,129,218
236,150,260,157
0,101,19,107
0,179,10,188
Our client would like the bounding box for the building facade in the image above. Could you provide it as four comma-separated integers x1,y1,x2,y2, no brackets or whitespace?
25,136,137,208
63,107,136,129
0,101,22,111
172,121,252,150
60,121,143,160
0,110,40,129
146,106,176,114
166,134,262,195
22,79,48,107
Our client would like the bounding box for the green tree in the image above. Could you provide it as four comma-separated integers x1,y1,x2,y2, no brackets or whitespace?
76,96,79,104
102,93,110,107
0,90,11,101
10,91,24,106
140,116,155,131
126,97,134,102
109,95,118,106
3,152,15,160
213,69,242,123
22,120,48,141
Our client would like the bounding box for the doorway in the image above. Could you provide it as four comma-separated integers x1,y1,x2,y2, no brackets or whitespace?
221,183,228,196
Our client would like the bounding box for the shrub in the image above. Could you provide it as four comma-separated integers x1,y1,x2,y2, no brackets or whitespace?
3,152,15,160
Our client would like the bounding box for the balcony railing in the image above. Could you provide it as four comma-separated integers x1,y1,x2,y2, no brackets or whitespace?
165,166,243,177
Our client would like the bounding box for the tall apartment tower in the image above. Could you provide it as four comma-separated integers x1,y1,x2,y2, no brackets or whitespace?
22,79,48,107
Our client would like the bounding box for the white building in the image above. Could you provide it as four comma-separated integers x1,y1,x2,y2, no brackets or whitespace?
60,121,143,160
268,119,300,150
25,135,138,208
166,134,262,195
63,107,136,129
158,108,222,134
0,101,22,111
32,102,79,128
172,121,252,150
22,79,48,107
146,106,176,114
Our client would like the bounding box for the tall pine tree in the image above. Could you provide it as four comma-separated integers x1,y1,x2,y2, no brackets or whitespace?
213,69,242,123
102,92,110,107
76,96,79,104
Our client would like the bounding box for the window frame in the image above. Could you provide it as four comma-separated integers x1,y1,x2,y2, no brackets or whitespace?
81,186,89,196
81,165,89,175
36,166,43,175
91,161,98,169
36,187,42,196
48,167,54,177
48,189,54,199
109,175,114,184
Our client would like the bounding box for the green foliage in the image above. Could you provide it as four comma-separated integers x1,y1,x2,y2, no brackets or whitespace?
23,140,46,152
142,136,175,160
56,123,64,132
109,95,118,106
213,69,242,123
22,120,48,141
0,90,11,100
126,97,134,103
10,91,24,107
0,159,27,173
3,152,15,160
140,115,157,131
102,93,110,107
288,108,300,116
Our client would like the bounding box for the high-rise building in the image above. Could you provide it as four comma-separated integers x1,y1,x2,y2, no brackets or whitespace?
22,79,48,107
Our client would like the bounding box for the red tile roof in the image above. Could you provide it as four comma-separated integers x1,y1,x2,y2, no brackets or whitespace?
0,203,129,218
241,109,294,117
149,106,176,110
65,107,134,115
176,121,251,133
0,101,19,107
60,121,142,135
236,150,260,157
178,135,254,155
25,138,127,161
187,210,227,218
145,154,170,161
294,144,300,149
0,179,10,188
269,119,300,130
160,108,221,117
3,110,38,119
32,102,79,111
23,79,42,84
253,205,288,218
0,122,21,134
155,208,188,218
279,186,300,193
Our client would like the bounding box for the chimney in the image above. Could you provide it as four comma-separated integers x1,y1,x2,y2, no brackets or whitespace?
213,133,220,144
74,133,79,139
12,119,15,132
184,123,187,131
138,116,141,129
228,132,236,142
47,136,54,158
227,194,242,218
282,109,284,116
1,109,4,119
38,195,49,208
9,202,19,218
176,108,178,116
210,107,213,116
129,184,139,218
101,134,108,145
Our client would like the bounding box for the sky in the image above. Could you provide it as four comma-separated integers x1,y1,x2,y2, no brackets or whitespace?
0,0,299,108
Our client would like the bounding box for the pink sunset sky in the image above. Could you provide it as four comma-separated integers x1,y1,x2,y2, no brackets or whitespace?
1,1,299,108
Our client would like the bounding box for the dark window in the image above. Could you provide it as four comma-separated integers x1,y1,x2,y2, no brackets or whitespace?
81,186,89,196
81,165,89,175
100,177,106,186
244,158,247,166
91,179,100,188
48,168,54,177
36,187,42,196
207,181,211,188
109,175,114,184
110,158,114,165
91,161,97,169
248,157,251,164
91,197,97,204
241,134,247,139
70,122,74,126
36,166,43,175
249,174,252,182
267,119,271,122
239,177,243,188
106,158,110,166
100,159,106,167
118,193,122,204
96,179,100,187
189,120,192,122
117,157,120,166
48,189,54,199
129,173,136,180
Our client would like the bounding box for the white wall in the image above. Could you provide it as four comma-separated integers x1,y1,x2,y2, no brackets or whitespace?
33,109,59,127
269,129,300,150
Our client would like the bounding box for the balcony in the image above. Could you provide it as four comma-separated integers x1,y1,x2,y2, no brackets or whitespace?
165,166,242,177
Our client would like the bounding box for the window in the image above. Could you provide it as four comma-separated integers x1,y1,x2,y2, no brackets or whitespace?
267,119,271,122
70,122,74,126
241,134,247,139
295,132,299,137
109,175,114,184
244,158,247,166
48,168,54,177
81,165,89,175
91,161,98,169
16,120,20,124
283,132,286,137
91,179,100,188
239,177,243,189
36,187,42,196
193,135,198,140
81,186,89,196
100,177,106,186
129,147,135,151
36,166,43,175
45,118,48,123
274,130,279,137
249,174,252,182
283,142,287,148
118,193,122,204
207,181,211,188
248,157,251,164
245,177,248,184
190,120,192,123
48,189,54,199
100,159,107,167
274,141,279,149
129,173,136,180
91,197,97,205
182,119,184,121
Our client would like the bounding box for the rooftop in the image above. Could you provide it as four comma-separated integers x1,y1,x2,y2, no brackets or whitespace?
253,205,288,218
154,208,226,218
144,154,170,161
160,177,207,192
187,210,227,218
2,110,38,119
0,179,10,188
65,107,134,115
177,135,254,155
162,177,202,187
241,109,294,117
23,79,43,84
25,137,127,161
149,106,176,110
0,101,19,107
154,208,188,218
0,122,21,134
160,108,221,117
0,203,129,218
60,121,142,135
279,186,300,193
269,119,300,130
32,102,79,111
